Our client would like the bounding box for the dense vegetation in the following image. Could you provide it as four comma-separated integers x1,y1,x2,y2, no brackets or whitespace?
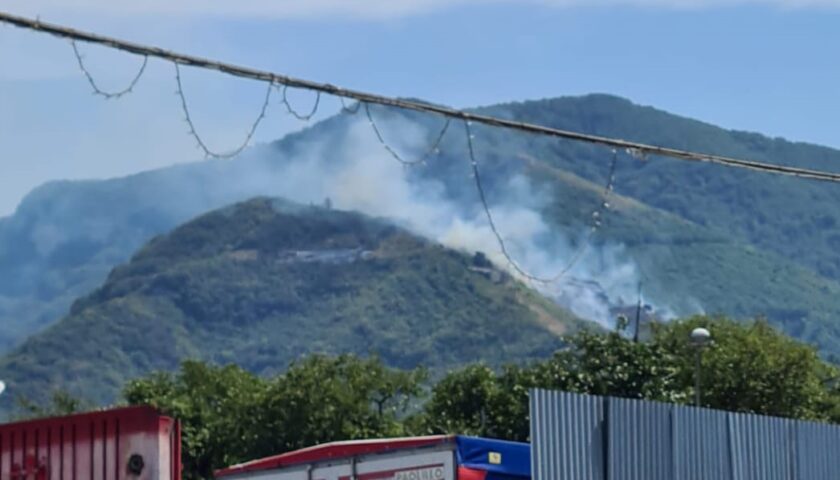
301,98,840,352
0,198,582,413
4,94,840,360
20,317,838,480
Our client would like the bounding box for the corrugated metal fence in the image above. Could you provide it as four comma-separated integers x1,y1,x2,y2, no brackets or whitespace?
530,389,840,480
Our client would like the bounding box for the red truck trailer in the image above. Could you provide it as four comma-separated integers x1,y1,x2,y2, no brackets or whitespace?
216,435,530,480
0,406,180,480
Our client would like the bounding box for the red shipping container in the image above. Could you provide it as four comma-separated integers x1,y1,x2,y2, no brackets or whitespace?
0,406,180,480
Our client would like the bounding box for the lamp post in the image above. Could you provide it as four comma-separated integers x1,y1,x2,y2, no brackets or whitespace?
690,327,711,407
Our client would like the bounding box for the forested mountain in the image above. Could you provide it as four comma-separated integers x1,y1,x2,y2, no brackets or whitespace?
2,94,840,359
0,198,583,409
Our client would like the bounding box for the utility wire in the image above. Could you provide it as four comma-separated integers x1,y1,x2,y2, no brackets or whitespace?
340,97,362,114
4,11,840,183
174,63,273,159
71,40,147,99
466,120,618,283
365,103,451,166
280,84,320,121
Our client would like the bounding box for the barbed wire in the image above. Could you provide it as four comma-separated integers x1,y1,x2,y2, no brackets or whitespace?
280,84,321,121
174,63,273,159
71,40,147,99
364,103,451,166
465,119,619,283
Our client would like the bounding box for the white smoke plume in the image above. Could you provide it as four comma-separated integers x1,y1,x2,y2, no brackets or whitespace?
7,109,689,331
237,117,665,328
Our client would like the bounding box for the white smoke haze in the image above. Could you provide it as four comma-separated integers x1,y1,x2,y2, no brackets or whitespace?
237,117,675,328
5,104,694,332
4,106,696,330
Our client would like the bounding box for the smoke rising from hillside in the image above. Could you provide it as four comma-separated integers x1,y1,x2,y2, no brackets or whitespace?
6,111,684,333
243,117,663,327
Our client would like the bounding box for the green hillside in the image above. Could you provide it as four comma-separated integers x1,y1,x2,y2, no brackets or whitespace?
523,159,840,352
2,93,840,363
337,95,840,279
0,161,264,352
7,161,840,414
0,198,583,409
482,95,840,280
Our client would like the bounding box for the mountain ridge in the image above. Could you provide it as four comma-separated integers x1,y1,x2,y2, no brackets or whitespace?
0,197,584,410
2,93,840,356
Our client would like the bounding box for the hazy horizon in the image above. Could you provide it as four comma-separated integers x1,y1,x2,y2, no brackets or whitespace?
2,1,839,215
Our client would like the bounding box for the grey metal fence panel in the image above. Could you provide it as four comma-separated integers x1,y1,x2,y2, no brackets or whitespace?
607,397,672,480
530,388,840,480
729,412,793,480
672,405,733,480
530,389,605,480
794,420,840,480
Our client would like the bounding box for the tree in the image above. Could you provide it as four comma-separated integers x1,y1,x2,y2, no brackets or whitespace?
253,355,427,456
420,329,686,442
419,316,840,441
15,389,90,420
421,364,506,438
123,355,426,480
654,316,840,420
55,316,840,478
533,329,686,402
124,361,268,480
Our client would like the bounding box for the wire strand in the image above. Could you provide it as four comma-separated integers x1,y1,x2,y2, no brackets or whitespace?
340,96,361,114
365,103,450,166
174,63,272,159
465,120,618,283
2,12,838,183
71,40,147,99
281,84,320,121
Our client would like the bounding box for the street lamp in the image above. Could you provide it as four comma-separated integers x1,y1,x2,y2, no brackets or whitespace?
690,327,711,407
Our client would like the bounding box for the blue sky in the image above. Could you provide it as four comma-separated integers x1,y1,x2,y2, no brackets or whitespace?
1,1,839,214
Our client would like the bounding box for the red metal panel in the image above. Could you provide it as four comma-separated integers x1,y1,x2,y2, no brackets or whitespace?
216,436,453,477
0,406,180,480
457,467,487,480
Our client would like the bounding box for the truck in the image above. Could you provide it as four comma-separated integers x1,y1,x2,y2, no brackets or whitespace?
1,407,529,480
0,406,181,480
216,435,530,480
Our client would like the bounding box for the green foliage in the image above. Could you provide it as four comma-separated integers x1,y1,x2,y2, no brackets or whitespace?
124,361,266,480
653,316,840,420
420,316,840,442
6,94,840,362
9,95,840,423
418,364,535,441
0,198,582,413
394,96,840,355
123,356,426,480
14,389,91,420
536,329,687,402
13,317,835,479
255,355,426,451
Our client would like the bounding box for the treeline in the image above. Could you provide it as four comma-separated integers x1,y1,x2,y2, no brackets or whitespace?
19,316,840,479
